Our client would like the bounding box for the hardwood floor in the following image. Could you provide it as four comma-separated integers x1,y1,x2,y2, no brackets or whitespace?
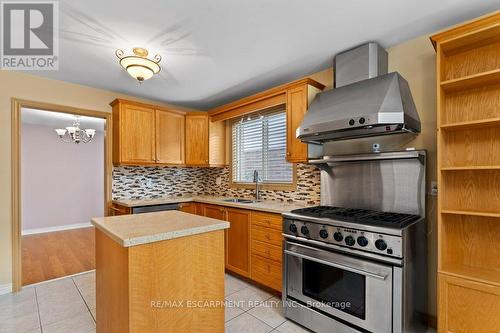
22,227,95,286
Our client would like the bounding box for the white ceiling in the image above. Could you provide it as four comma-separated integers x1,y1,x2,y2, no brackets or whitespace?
22,108,106,131
28,0,500,110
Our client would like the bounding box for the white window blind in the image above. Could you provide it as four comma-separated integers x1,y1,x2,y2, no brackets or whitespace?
232,107,293,184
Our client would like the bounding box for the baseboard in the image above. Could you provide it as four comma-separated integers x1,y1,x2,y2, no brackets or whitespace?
0,283,13,295
22,222,93,236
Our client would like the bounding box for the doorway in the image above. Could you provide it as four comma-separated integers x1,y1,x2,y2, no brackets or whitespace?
12,99,112,291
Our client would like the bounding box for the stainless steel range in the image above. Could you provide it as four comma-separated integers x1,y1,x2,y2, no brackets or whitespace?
282,150,427,333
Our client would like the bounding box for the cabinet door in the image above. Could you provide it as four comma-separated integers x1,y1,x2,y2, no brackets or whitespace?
209,120,226,166
225,208,250,277
286,85,308,163
179,202,197,214
156,110,185,164
120,104,156,164
203,204,226,220
185,114,209,165
439,273,500,332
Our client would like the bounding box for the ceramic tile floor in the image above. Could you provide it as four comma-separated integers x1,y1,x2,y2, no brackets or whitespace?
0,271,437,333
0,271,311,333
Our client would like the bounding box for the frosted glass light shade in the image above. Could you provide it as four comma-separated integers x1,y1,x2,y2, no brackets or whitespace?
55,129,66,136
85,129,96,137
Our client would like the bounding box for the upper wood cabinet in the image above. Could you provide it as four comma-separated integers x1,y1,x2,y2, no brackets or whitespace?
156,110,185,164
185,113,209,166
111,99,186,166
208,78,325,163
185,113,226,167
113,102,156,164
287,85,308,162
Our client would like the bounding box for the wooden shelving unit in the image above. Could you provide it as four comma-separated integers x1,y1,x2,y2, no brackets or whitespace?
431,11,500,333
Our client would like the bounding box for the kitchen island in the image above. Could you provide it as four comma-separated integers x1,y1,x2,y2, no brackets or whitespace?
91,211,229,333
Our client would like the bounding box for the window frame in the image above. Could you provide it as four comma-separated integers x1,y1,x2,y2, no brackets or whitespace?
229,106,297,191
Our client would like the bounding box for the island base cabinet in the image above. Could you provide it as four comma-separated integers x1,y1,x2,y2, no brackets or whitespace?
96,229,225,333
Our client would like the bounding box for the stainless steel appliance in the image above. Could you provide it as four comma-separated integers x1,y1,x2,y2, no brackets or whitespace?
131,203,180,214
297,43,420,143
282,150,427,333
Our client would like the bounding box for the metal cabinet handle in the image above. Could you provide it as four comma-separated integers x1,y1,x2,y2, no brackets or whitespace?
284,250,387,280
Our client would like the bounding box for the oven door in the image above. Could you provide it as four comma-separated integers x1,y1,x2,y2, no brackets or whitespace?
285,241,393,333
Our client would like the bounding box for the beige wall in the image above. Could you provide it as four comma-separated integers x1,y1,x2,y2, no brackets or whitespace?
0,70,196,287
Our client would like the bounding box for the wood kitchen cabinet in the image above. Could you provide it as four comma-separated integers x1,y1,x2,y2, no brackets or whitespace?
111,99,186,166
286,82,324,163
112,101,156,165
225,208,251,277
287,85,309,163
178,202,201,215
431,12,500,332
108,203,131,216
185,113,209,166
203,204,226,220
250,211,283,291
185,113,226,167
155,109,185,164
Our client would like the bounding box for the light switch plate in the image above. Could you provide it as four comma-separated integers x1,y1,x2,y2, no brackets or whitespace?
430,181,438,196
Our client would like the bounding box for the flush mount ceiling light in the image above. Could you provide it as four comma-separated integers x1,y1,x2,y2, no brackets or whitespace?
115,47,162,83
55,116,96,144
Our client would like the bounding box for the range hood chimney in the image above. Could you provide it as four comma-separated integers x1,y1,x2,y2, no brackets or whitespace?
297,42,420,143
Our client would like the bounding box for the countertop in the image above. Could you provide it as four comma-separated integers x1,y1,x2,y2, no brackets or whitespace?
112,195,310,214
91,210,230,247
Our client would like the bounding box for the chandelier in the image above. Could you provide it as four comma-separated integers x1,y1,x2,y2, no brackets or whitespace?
54,116,96,144
115,47,162,83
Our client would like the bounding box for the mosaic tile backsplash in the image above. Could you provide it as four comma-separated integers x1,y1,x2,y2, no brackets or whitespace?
113,163,320,205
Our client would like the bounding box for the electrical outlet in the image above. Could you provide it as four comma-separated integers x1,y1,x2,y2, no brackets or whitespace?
430,181,438,196
216,176,222,186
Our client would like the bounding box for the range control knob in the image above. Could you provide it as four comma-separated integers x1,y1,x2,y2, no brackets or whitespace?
359,117,366,124
289,224,297,233
357,236,368,247
319,229,329,239
375,239,388,251
345,235,355,246
301,226,310,236
333,232,343,242
349,119,355,126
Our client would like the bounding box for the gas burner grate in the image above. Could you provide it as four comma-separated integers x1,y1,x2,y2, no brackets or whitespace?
290,206,421,229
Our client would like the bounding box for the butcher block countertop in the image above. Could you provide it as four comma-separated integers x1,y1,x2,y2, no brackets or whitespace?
91,210,229,247
112,195,310,214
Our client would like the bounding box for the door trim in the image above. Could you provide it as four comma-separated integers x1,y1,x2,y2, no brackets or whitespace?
11,98,112,292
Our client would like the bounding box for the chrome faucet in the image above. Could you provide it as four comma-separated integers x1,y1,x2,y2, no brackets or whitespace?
253,170,261,201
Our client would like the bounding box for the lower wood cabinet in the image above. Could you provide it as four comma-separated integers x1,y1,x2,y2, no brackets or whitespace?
203,204,226,220
109,203,131,216
250,212,283,292
178,202,198,215
225,208,251,277
438,273,500,332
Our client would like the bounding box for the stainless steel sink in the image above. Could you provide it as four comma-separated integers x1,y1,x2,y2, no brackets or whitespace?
222,198,258,204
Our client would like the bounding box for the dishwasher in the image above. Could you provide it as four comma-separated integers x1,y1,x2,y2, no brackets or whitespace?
131,203,180,214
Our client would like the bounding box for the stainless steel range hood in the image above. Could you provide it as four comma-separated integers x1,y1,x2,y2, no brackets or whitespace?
297,43,420,143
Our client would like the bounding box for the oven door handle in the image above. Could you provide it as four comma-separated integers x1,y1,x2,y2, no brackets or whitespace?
284,250,387,280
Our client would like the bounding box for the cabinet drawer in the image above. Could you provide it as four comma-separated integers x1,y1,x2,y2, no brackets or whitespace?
251,255,282,292
251,240,282,263
251,212,282,231
251,225,282,247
